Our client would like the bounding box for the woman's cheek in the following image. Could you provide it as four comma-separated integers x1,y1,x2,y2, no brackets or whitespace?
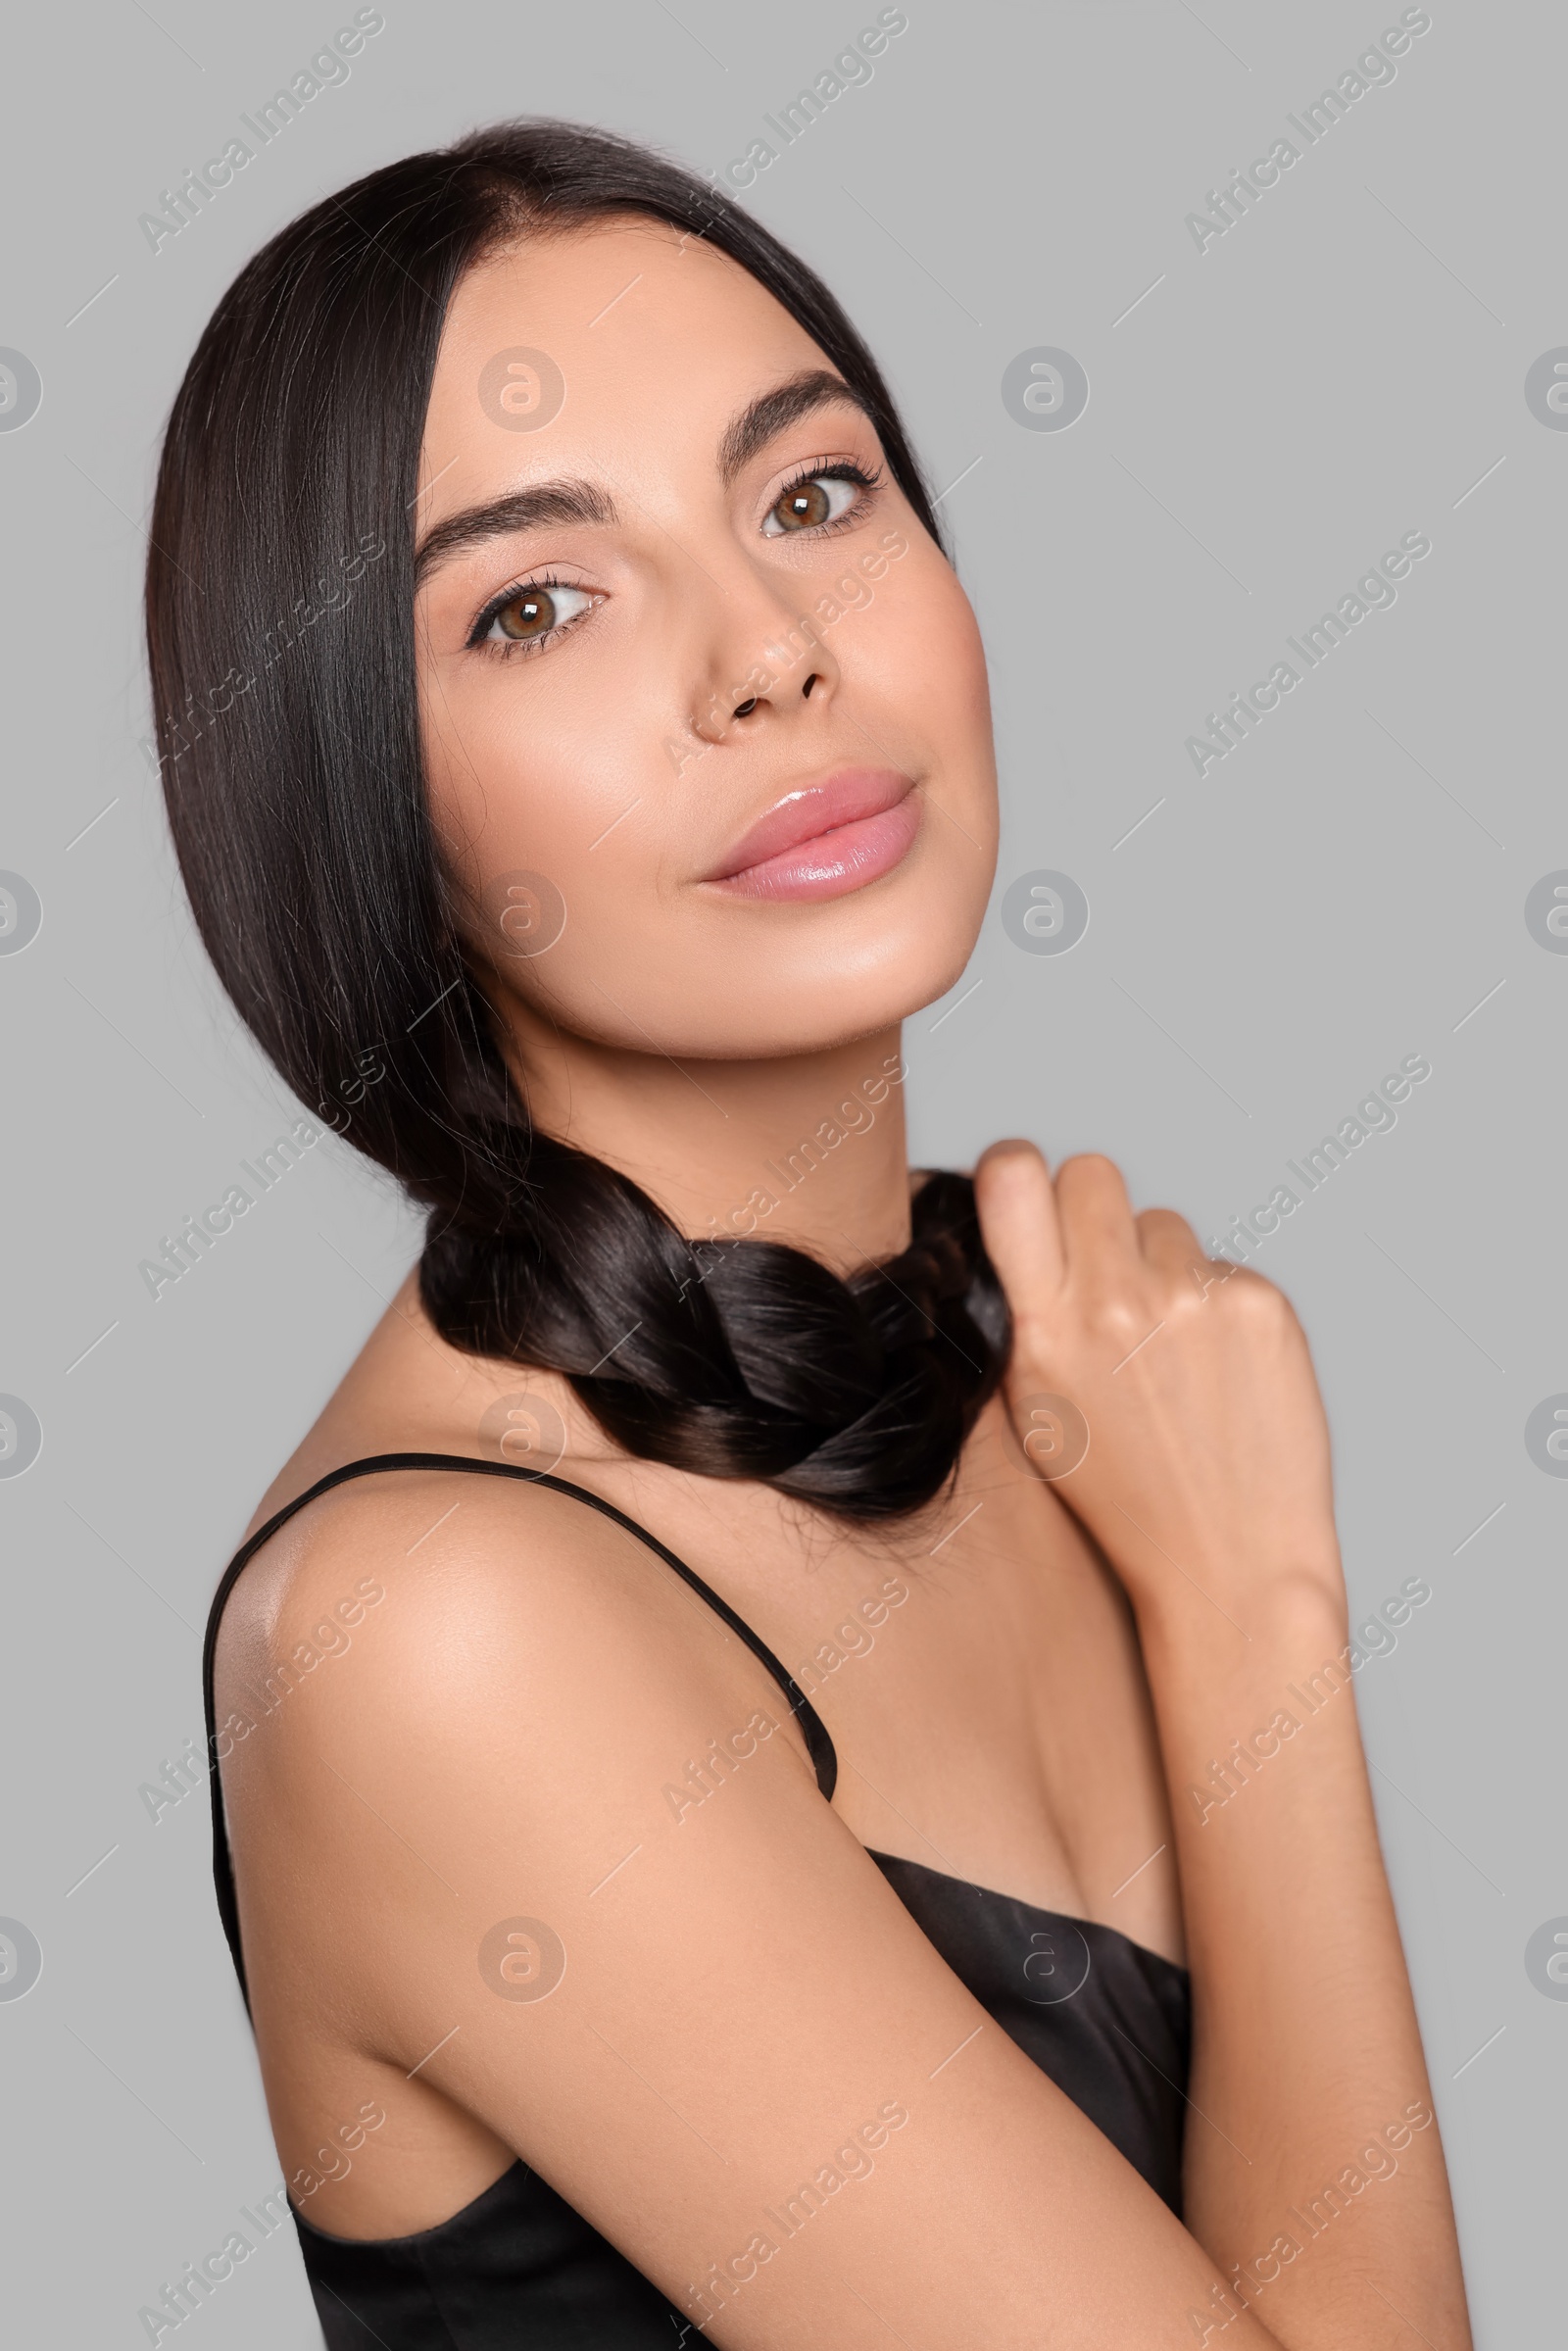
860,551,990,764
423,695,607,913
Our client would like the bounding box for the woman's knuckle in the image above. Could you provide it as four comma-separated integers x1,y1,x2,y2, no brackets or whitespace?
1161,1271,1206,1324
1221,1266,1288,1325
1085,1291,1143,1346
1009,1304,1057,1364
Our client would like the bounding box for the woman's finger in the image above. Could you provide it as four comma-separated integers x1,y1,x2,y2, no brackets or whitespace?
1052,1152,1141,1277
1134,1204,1204,1275
973,1140,1064,1336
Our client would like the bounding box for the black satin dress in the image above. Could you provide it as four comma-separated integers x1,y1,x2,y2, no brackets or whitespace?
203,1453,1191,2348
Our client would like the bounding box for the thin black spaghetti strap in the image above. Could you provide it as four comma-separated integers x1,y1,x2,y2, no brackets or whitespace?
202,1452,838,2012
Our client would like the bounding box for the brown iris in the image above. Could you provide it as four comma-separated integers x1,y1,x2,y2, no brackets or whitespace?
496,587,557,640
770,478,832,531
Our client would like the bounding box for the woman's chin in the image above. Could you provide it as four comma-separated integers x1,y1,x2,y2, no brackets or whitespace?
613,947,985,1060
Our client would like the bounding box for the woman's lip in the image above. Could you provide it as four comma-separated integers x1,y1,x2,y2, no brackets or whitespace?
705,794,922,902
705,765,914,881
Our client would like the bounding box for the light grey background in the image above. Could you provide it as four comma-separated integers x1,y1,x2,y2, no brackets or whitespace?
1,1,1559,2340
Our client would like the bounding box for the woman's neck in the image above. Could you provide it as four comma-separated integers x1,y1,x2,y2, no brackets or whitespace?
506,1013,914,1273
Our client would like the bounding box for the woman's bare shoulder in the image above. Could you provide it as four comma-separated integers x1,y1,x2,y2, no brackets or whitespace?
219,1448,729,1712
218,1241,809,1781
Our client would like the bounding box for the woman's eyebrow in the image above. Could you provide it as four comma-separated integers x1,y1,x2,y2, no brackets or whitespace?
414,480,617,592
718,369,876,485
414,371,873,591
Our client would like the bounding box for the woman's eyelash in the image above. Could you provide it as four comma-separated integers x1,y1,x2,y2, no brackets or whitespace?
772,458,884,526
466,574,588,657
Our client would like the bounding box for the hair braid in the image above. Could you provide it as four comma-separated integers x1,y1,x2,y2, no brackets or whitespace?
420,1121,1009,1518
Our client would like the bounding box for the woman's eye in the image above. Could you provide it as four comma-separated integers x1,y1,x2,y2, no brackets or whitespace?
761,471,865,537
478,580,595,649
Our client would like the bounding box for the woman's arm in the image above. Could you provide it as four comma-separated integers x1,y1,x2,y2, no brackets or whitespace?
974,1143,1471,2349
220,1467,1293,2350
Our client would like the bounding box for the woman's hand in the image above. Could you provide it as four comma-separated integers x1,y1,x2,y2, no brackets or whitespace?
973,1141,1345,1629
972,1145,1471,2351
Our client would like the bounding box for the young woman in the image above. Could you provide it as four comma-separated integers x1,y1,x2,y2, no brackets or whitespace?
151,122,1471,2349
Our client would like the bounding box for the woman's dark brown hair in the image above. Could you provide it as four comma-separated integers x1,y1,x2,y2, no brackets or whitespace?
146,118,1008,1520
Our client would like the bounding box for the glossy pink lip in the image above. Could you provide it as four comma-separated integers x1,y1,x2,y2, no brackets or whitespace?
704,766,921,903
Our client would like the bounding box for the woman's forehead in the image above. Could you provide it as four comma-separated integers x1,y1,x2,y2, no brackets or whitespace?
419,220,828,515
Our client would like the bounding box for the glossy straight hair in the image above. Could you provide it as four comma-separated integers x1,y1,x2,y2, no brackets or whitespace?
145,118,1008,1521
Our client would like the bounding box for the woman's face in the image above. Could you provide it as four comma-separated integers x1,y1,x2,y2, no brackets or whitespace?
415,217,998,1063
